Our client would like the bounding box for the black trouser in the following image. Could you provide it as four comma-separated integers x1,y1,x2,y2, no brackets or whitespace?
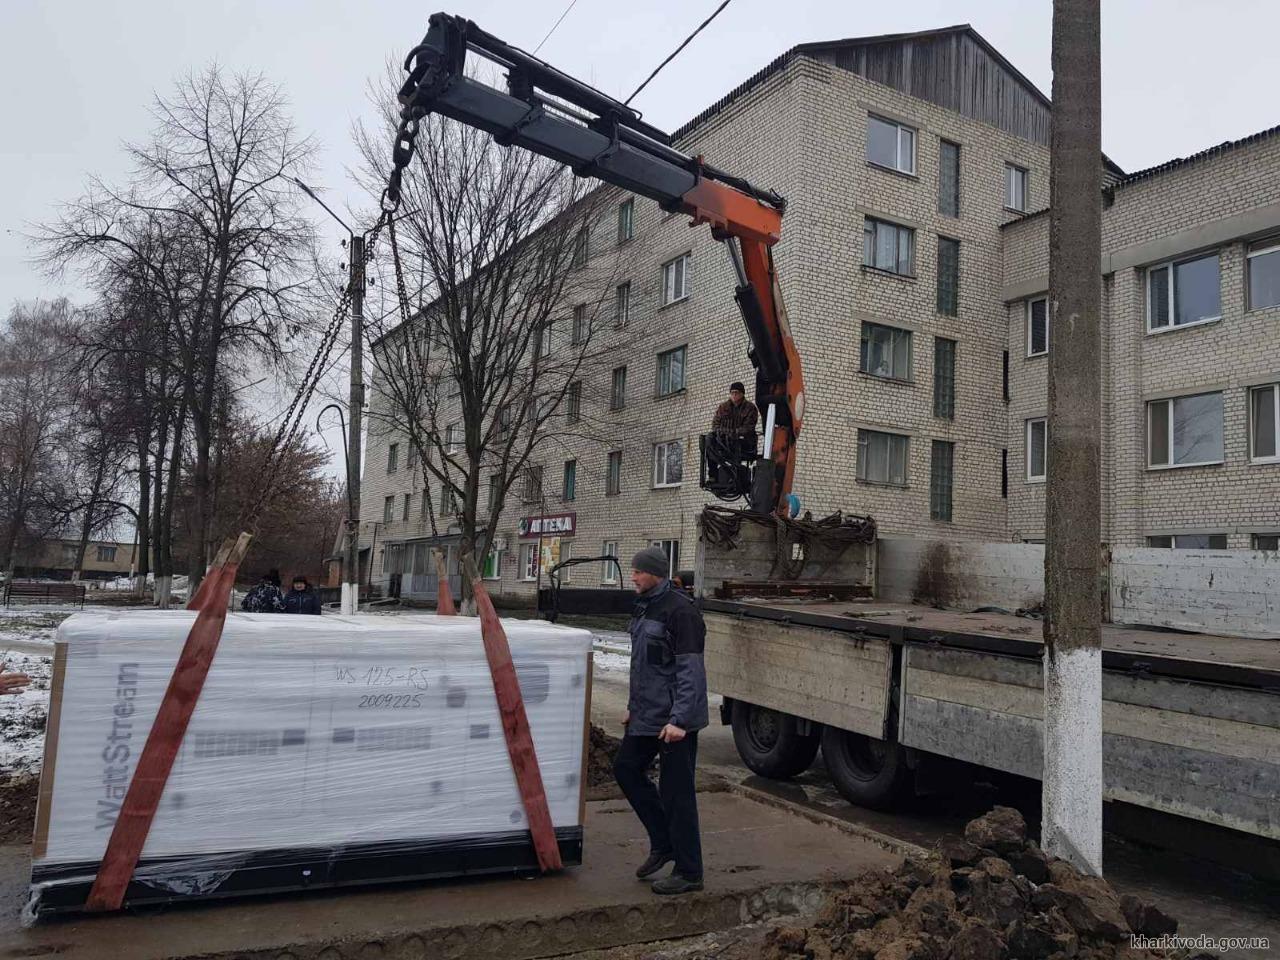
613,732,702,880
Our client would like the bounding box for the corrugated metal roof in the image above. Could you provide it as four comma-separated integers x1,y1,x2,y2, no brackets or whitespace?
1114,123,1280,190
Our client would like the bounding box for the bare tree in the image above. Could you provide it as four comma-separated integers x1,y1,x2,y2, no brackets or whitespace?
0,301,81,577
38,64,321,596
353,71,644,607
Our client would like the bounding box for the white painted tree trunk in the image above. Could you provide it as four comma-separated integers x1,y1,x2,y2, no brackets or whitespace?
155,575,172,609
340,582,357,615
1042,645,1103,875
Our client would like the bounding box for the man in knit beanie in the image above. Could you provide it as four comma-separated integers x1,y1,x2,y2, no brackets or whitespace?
612,545,708,895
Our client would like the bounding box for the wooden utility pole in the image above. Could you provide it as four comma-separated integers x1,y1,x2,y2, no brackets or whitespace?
1043,0,1104,875
342,236,365,615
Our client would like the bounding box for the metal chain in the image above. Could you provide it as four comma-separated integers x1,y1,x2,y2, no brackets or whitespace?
242,212,389,533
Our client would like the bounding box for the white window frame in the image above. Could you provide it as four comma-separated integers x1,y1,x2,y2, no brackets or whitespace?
562,459,576,502
1247,239,1280,311
856,429,909,487
1146,252,1222,332
1005,163,1028,212
383,496,394,524
1147,392,1225,469
650,539,681,578
601,540,619,584
606,450,622,496
1148,534,1228,550
402,493,411,521
610,365,627,410
1026,417,1047,483
96,545,117,563
656,345,687,397
519,543,539,581
615,281,631,327
521,465,543,504
1026,296,1048,357
481,547,503,580
445,423,460,454
571,225,589,267
617,199,634,243
661,253,691,306
566,380,581,423
1249,383,1280,463
652,440,683,488
1251,533,1280,551
866,114,916,175
571,304,588,345
860,322,913,381
387,442,399,473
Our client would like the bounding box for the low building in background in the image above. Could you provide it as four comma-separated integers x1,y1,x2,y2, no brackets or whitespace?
11,539,140,581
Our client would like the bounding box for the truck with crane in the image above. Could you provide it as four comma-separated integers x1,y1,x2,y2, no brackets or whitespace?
398,13,1280,861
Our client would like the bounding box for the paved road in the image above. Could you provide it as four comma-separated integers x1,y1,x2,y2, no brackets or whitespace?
589,644,1279,958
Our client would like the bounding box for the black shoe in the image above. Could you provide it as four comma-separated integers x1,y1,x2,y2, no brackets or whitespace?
651,873,703,895
635,850,674,879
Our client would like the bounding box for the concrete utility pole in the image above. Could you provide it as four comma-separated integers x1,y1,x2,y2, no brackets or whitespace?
1043,0,1104,875
342,235,365,616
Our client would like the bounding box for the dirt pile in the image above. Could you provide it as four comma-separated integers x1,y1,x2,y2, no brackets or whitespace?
587,723,621,788
0,774,38,845
760,806,1203,960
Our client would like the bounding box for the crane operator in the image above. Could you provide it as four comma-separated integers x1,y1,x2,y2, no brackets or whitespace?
711,381,759,459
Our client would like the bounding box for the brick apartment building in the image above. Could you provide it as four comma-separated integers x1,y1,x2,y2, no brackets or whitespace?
358,25,1280,601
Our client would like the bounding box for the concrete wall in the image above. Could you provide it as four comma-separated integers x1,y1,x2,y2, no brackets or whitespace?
1110,547,1280,639
876,537,1044,611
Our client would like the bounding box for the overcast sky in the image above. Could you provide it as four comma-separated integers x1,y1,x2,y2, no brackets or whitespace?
2,0,1275,468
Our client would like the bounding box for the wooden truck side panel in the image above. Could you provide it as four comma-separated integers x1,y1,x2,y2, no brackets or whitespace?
900,645,1280,840
705,611,893,738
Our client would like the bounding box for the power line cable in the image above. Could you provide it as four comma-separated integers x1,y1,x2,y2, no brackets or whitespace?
624,0,733,106
533,0,581,55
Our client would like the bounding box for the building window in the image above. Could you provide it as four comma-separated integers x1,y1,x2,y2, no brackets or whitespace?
1005,163,1028,212
1026,418,1047,482
402,494,411,521
387,443,399,473
860,322,912,381
656,345,687,396
571,304,588,344
446,423,460,454
856,429,908,486
482,547,503,580
1147,534,1228,549
601,540,619,583
1147,253,1221,331
487,475,502,514
537,320,554,360
383,496,394,524
1247,239,1280,310
566,380,582,423
1251,384,1279,462
610,365,627,410
520,543,539,581
439,485,457,516
617,199,634,243
1026,297,1049,357
933,338,956,419
606,450,622,496
863,217,915,276
522,465,543,503
866,114,915,174
407,443,418,471
936,237,959,316
1147,392,1224,468
938,139,960,217
662,253,690,305
497,404,513,436
1252,533,1279,551
650,539,681,578
571,225,589,267
562,459,576,502
930,441,954,522
653,440,683,488
96,545,117,563
614,281,631,327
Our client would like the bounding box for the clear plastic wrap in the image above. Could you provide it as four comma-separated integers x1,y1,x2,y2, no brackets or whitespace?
28,611,592,916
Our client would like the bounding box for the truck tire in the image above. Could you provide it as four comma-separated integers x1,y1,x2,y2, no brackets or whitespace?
730,703,820,779
821,726,911,810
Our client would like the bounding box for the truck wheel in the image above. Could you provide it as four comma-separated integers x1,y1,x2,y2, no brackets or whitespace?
821,727,910,810
731,703,820,779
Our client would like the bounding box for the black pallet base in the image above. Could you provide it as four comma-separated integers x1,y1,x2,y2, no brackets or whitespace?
30,827,583,916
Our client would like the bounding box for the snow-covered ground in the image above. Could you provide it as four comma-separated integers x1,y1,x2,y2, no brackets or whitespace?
0,606,69,777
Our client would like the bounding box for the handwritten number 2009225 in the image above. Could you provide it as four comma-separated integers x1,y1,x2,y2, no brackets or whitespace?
357,694,424,709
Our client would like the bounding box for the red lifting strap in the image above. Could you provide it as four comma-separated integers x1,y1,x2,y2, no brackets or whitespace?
467,559,563,871
434,549,457,615
86,534,252,911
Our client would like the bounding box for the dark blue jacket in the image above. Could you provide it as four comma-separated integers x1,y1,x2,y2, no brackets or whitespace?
626,580,708,736
283,587,322,615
